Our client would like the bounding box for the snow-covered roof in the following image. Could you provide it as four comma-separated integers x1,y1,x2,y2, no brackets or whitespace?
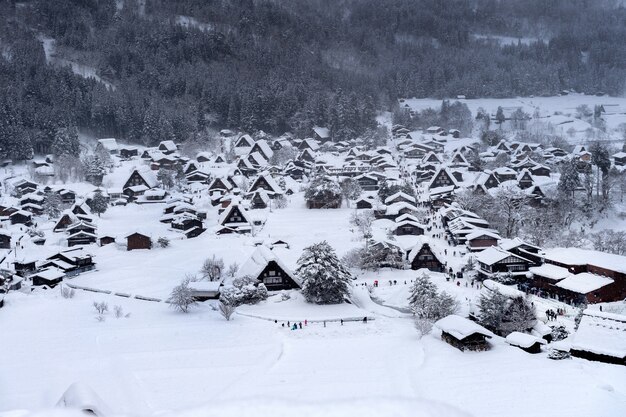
159,140,177,152
572,310,626,359
32,267,65,281
435,315,494,340
528,264,570,281
97,138,118,151
56,382,112,416
476,247,529,266
554,273,614,294
237,246,300,286
505,332,545,348
542,247,626,274
384,191,416,205
482,279,525,299
313,126,330,139
465,230,500,241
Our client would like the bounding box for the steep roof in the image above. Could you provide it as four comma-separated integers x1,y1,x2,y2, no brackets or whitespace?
571,310,626,359
237,246,300,286
435,315,494,340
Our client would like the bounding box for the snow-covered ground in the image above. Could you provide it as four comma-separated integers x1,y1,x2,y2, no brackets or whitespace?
1,286,625,417
401,94,626,144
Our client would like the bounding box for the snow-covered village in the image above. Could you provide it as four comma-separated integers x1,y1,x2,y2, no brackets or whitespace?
2,2,626,417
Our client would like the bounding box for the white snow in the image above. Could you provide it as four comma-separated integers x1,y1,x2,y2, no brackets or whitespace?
571,310,626,359
555,273,614,294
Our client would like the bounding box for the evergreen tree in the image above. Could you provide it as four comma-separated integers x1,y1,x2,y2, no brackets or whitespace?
296,241,352,304
157,168,175,189
83,155,107,186
558,159,581,199
478,289,509,334
51,126,80,157
495,106,505,128
408,272,458,321
339,178,362,207
42,192,62,219
500,296,537,335
88,190,108,217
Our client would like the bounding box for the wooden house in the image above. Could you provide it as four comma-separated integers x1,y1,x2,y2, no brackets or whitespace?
355,173,379,191
517,169,534,189
408,242,444,272
613,151,626,166
234,134,255,148
217,202,253,234
67,231,98,247
249,139,274,161
10,210,32,226
428,168,457,190
96,138,118,155
249,190,271,209
31,268,66,288
355,197,374,209
465,230,500,251
208,177,235,195
99,236,116,246
384,192,416,206
126,232,152,251
42,248,95,276
435,315,493,352
312,126,331,143
248,173,283,196
476,247,532,280
123,169,159,196
393,220,425,236
0,231,10,249
119,147,138,159
158,140,178,155
238,246,300,291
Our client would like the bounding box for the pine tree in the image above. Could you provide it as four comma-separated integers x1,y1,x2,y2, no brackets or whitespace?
42,192,62,219
408,273,458,321
558,159,581,199
51,126,80,157
88,191,108,217
83,155,107,186
478,289,509,334
157,168,174,189
296,241,352,304
500,296,537,335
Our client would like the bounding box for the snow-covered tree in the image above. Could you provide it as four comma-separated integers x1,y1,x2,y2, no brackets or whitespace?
201,255,224,281
296,241,352,304
83,155,107,186
157,168,175,189
558,159,581,199
304,176,342,208
168,278,197,313
339,177,362,207
88,190,108,217
349,210,374,242
500,296,537,334
408,272,458,321
478,289,509,334
51,126,80,157
218,300,236,321
220,275,268,306
43,192,62,219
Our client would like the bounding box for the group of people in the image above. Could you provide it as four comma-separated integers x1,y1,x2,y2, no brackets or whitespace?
545,309,562,321
277,319,307,330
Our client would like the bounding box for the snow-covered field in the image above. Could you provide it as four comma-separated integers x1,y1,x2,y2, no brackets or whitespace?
2,286,625,417
401,94,626,144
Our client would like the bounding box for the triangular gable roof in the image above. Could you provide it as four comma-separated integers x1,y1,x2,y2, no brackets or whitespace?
235,134,255,147
218,202,253,227
237,246,301,287
248,172,283,194
249,139,274,160
427,167,457,189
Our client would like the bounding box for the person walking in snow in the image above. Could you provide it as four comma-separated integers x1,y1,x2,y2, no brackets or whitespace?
299,322,302,329
340,319,344,326
363,316,368,323
304,319,308,326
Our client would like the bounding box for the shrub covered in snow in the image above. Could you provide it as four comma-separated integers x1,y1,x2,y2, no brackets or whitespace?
550,325,569,342
478,289,536,336
220,275,268,307
296,241,352,304
547,349,571,360
157,237,170,248
169,278,198,313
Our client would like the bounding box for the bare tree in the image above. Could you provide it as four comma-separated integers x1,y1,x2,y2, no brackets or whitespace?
168,278,197,313
218,300,236,321
201,255,225,281
93,301,109,314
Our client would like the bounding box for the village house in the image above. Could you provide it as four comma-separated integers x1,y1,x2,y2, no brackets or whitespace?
505,332,545,354
465,230,500,252
408,241,444,272
126,232,152,251
96,138,119,155
41,248,96,277
435,315,493,352
30,267,66,288
217,201,253,234
238,246,300,291
476,246,532,280
0,231,11,249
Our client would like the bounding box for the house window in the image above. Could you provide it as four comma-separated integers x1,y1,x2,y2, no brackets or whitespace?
264,276,282,284
508,264,526,272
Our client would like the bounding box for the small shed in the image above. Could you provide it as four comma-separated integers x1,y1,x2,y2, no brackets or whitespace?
570,310,626,366
31,267,66,288
505,332,546,354
435,315,494,352
126,232,152,251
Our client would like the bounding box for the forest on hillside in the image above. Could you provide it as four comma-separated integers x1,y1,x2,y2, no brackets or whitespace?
1,0,626,159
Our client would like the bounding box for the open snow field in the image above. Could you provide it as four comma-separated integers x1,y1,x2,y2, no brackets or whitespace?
401,94,626,143
1,286,625,417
